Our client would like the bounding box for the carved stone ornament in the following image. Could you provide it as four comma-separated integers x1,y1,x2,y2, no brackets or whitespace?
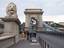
6,2,17,17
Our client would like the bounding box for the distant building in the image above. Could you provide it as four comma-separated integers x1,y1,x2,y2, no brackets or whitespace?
59,22,64,25
43,21,54,25
58,22,64,31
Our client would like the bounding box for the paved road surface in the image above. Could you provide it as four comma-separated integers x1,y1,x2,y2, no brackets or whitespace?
8,40,41,48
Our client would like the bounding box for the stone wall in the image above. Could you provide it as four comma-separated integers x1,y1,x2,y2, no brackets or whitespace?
4,22,20,43
0,35,15,48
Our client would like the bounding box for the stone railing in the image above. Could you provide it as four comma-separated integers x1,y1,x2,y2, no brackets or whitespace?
0,35,15,48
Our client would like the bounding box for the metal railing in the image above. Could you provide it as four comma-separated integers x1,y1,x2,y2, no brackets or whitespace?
43,23,63,32
37,31,64,48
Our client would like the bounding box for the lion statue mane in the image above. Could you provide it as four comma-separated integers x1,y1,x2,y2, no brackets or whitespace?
6,2,18,18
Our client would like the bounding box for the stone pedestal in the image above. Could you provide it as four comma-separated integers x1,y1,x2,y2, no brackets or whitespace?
0,17,21,43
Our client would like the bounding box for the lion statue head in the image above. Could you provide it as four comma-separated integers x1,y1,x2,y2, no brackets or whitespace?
6,2,17,17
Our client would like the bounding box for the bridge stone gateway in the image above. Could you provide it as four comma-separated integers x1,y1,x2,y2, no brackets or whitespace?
24,9,44,32
24,9,44,40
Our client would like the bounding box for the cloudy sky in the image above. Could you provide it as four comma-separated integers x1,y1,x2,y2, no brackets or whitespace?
0,0,64,23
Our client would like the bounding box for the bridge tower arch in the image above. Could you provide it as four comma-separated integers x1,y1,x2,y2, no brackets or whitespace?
24,9,44,32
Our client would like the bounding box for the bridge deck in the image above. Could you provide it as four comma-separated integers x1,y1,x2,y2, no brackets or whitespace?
8,40,41,48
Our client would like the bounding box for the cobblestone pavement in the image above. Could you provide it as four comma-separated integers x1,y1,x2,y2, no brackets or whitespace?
8,40,41,48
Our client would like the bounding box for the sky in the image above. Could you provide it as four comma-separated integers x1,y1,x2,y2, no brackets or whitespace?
0,0,64,23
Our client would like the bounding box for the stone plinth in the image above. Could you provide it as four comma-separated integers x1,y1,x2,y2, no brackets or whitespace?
0,17,21,43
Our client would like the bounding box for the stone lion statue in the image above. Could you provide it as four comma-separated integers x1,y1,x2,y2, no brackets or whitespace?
6,2,18,18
